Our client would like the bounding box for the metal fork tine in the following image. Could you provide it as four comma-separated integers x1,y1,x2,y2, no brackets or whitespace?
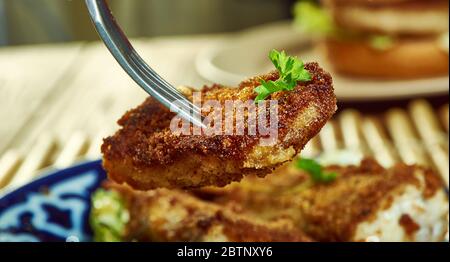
128,52,189,101
128,53,200,111
130,54,181,93
86,0,205,128
127,55,205,123
128,47,205,121
122,46,191,103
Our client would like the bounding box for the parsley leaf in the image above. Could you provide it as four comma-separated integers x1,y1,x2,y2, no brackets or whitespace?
295,158,338,183
254,49,311,102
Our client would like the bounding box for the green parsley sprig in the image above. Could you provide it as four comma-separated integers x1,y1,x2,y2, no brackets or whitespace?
254,49,311,102
295,158,338,183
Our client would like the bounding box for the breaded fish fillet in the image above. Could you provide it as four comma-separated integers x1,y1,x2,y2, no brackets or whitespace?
94,182,312,242
193,159,449,242
101,63,336,190
91,159,448,242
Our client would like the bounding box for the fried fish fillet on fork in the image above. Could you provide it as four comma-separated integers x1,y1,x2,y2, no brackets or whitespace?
101,62,336,190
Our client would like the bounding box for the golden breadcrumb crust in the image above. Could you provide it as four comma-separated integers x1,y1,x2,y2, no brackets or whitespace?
105,182,312,242
102,63,336,190
193,158,445,241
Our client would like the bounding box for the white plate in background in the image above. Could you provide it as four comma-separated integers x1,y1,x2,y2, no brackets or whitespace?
196,21,449,101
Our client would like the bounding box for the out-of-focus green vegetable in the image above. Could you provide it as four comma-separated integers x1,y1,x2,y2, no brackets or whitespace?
293,1,395,48
369,35,394,51
90,189,129,242
295,158,338,183
293,1,335,37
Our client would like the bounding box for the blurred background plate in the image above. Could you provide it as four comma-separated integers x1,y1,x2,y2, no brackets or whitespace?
0,160,104,242
196,21,449,101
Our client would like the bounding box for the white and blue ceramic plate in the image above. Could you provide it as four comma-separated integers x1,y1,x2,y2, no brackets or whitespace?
0,160,106,242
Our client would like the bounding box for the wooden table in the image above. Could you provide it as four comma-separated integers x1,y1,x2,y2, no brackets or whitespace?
0,35,229,188
0,36,224,153
0,34,448,191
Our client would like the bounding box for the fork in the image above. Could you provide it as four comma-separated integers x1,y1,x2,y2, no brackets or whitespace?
85,0,205,128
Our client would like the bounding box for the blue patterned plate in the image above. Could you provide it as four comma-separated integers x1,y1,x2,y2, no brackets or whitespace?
0,160,106,242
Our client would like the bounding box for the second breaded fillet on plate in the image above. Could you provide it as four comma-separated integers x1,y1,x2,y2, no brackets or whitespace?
195,158,448,242
101,62,336,190
91,183,312,242
90,158,448,242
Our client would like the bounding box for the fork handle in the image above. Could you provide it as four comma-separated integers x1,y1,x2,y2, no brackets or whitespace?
85,0,137,74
